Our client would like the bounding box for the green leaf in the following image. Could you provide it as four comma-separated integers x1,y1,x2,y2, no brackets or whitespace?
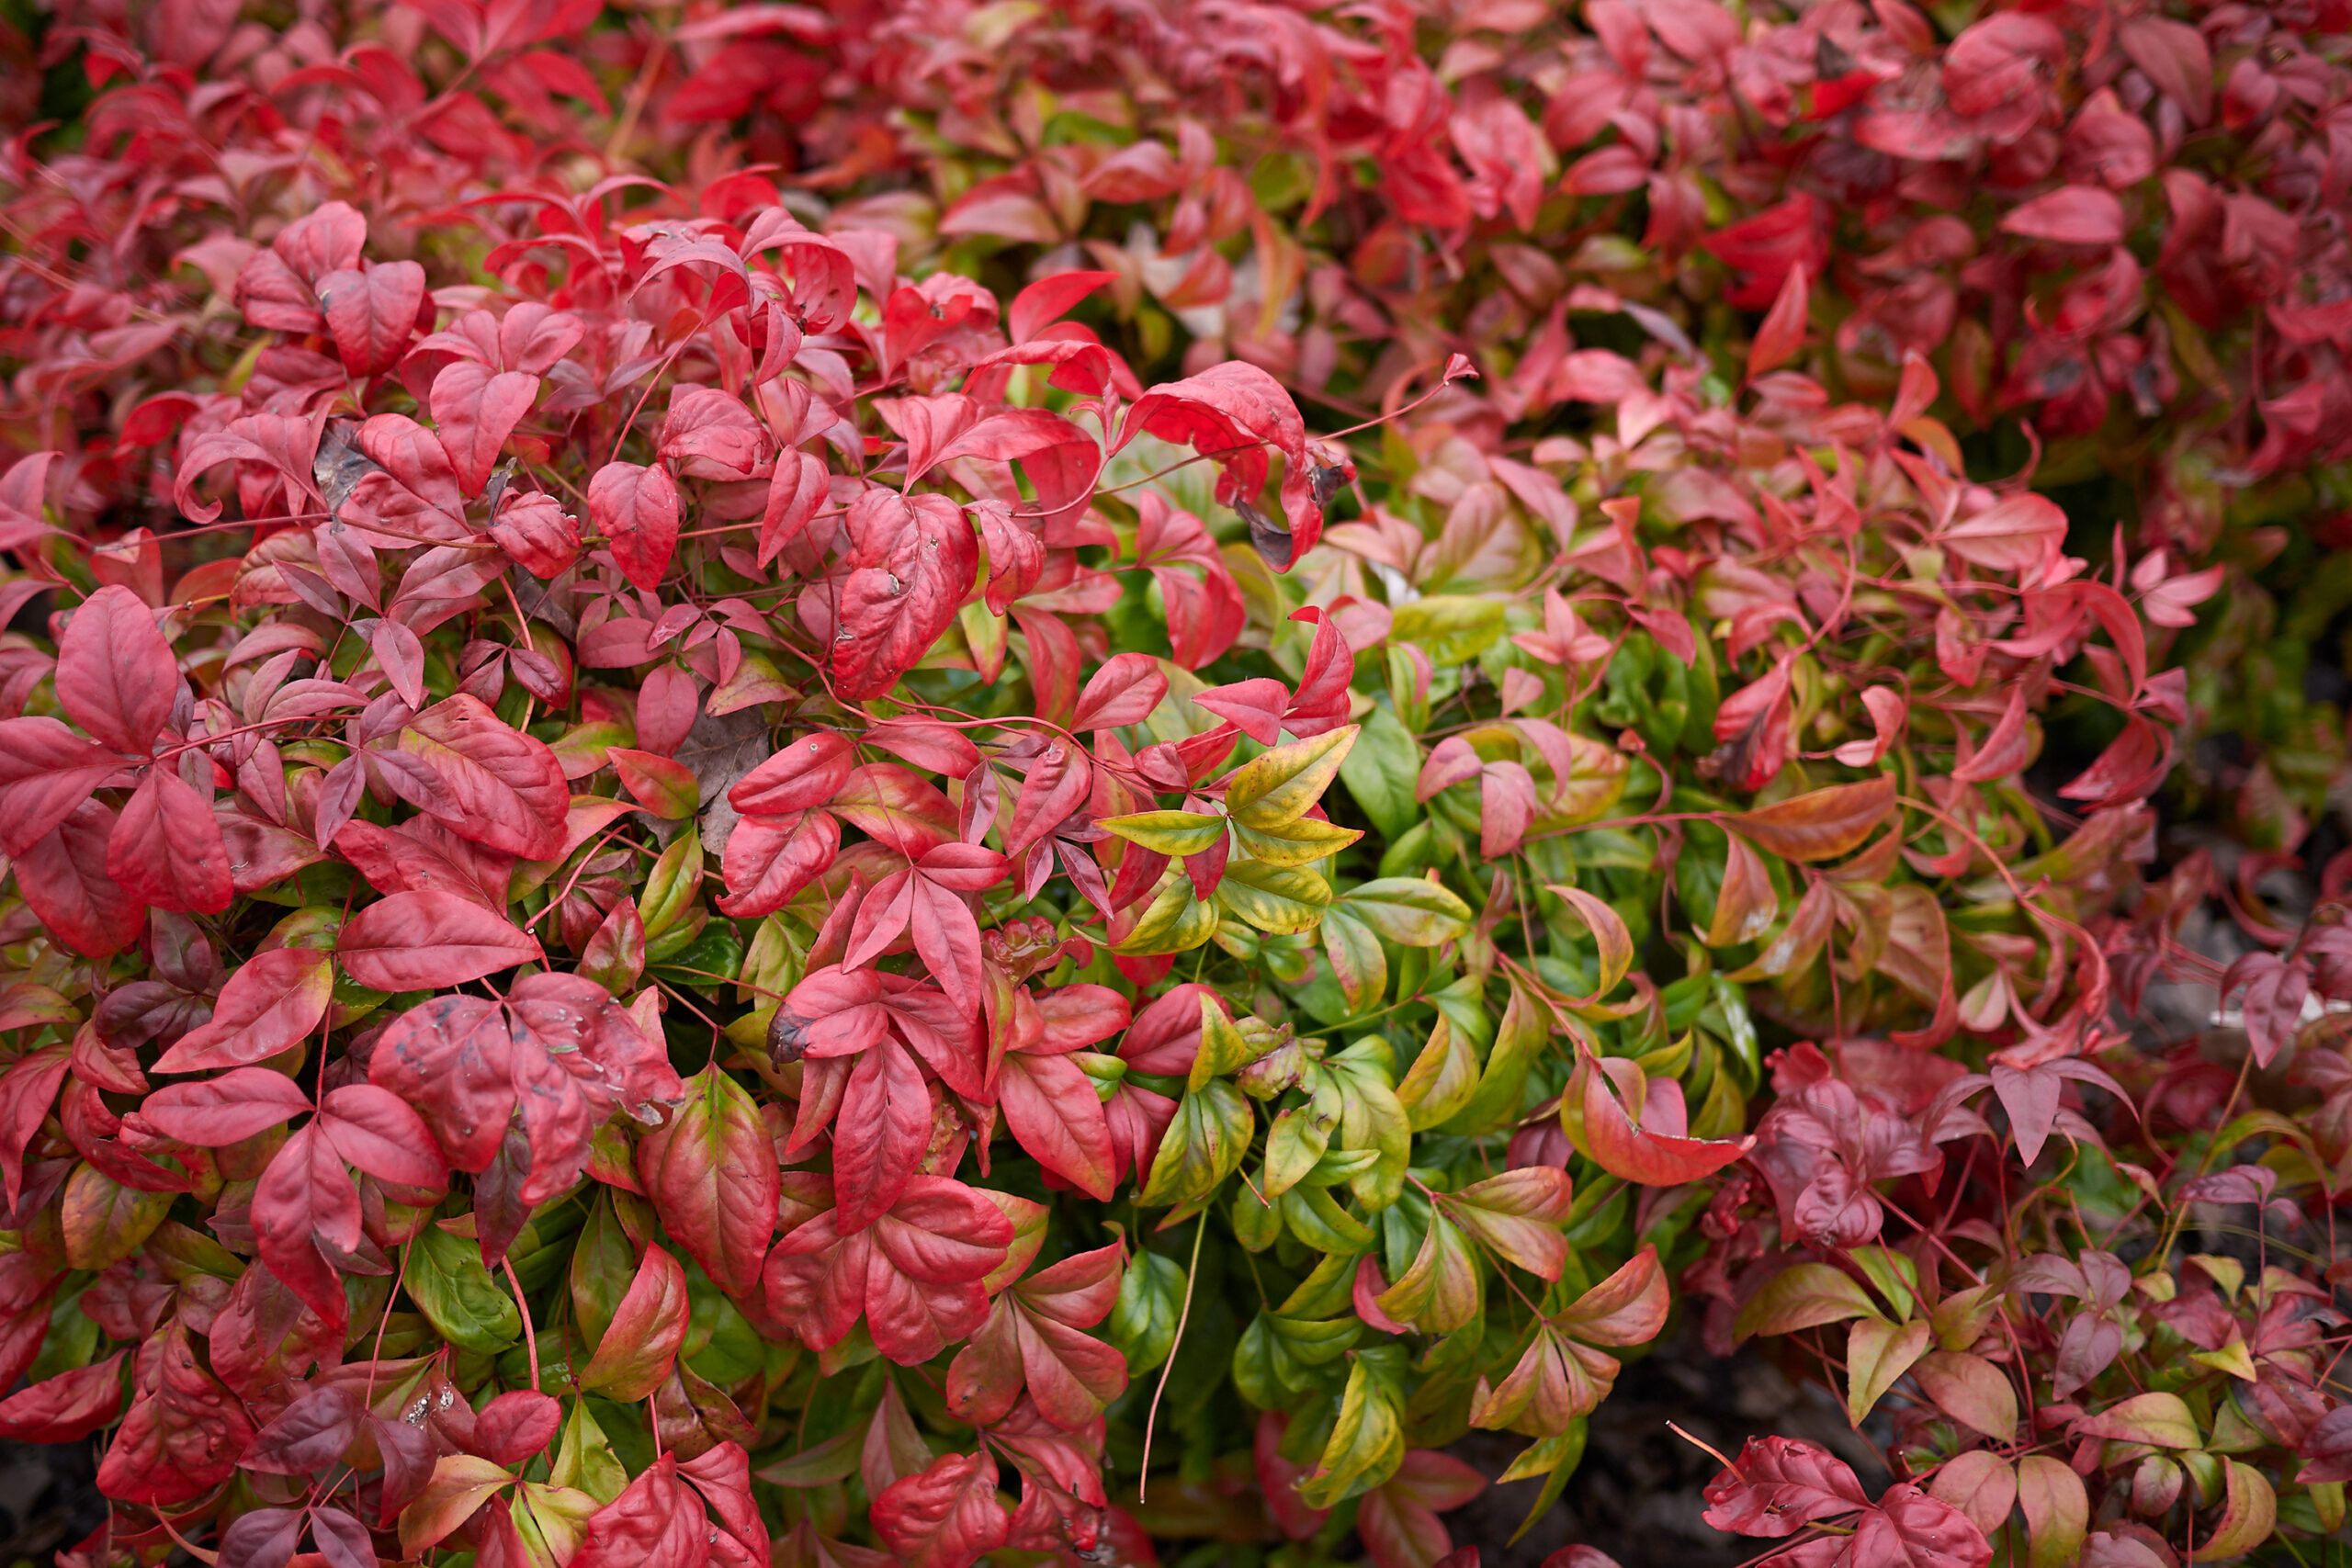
1444,977,1549,1134
1282,1184,1376,1253
1109,1247,1186,1374
1224,726,1359,829
1501,1422,1589,1544
410,1224,523,1355
1340,706,1423,840
2017,1454,2088,1568
1216,856,1333,934
1299,1351,1408,1508
1342,877,1472,946
1139,1079,1254,1207
551,1398,628,1505
1318,904,1388,1015
1190,998,1258,1090
1389,596,1508,665
1264,1090,1340,1200
1326,1043,1410,1212
2074,1390,2199,1450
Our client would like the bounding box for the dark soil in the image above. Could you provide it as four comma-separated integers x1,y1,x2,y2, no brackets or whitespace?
0,1431,102,1568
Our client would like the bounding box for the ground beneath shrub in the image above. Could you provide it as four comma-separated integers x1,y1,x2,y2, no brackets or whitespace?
0,1429,101,1568
1450,1325,1883,1567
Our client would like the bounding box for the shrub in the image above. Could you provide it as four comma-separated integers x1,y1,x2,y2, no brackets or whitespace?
0,5,2344,1568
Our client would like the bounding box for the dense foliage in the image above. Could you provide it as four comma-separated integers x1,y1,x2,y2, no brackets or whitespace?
0,3,2346,1568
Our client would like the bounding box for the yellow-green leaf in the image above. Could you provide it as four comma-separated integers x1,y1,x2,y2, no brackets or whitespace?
1225,726,1359,829
1216,857,1331,934
1100,809,1228,856
1846,1317,1929,1425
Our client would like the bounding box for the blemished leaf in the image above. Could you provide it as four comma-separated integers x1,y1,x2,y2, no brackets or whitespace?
1911,1351,2018,1441
2072,1391,2199,1450
1223,726,1359,829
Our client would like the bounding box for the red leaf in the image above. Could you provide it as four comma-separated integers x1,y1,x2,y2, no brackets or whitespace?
580,1243,689,1402
998,1050,1116,1201
0,450,56,548
2000,186,2127,247
730,730,855,817
319,260,426,377
760,451,830,566
254,1122,360,1326
827,491,978,701
371,975,682,1201
1009,270,1116,344
106,766,233,914
717,809,841,918
471,1390,560,1467
0,716,125,856
399,693,571,860
1006,743,1091,858
0,1351,125,1441
56,585,176,755
1951,686,2032,784
336,890,542,991
1571,1054,1752,1185
636,1064,778,1298
1855,1485,1993,1568
488,491,581,577
1116,362,1321,567
96,1325,254,1506
571,1456,708,1568
832,1040,932,1234
1196,677,1289,745
764,1176,1012,1365
1747,262,1809,379
431,361,539,497
320,1082,448,1189
590,461,682,591
1072,653,1170,731
1943,493,2066,573
14,799,144,958
873,1451,1011,1568
137,1066,313,1145
1701,1436,1871,1537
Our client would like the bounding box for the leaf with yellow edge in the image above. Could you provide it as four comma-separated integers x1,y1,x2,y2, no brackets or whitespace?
1215,857,1331,934
1224,726,1358,829
1396,1015,1479,1130
1098,810,1227,856
1114,871,1219,955
2191,1459,2274,1561
1544,885,1632,999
